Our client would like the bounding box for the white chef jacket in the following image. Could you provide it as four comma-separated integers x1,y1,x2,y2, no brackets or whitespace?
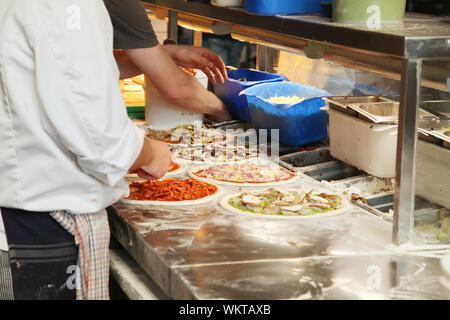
0,0,144,250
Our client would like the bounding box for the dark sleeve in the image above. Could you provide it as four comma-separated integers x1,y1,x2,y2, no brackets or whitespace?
104,0,159,49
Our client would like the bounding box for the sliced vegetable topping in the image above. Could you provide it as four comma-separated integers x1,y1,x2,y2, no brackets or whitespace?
193,163,296,183
228,188,344,216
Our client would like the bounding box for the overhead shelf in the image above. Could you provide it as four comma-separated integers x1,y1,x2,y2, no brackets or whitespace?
142,0,450,59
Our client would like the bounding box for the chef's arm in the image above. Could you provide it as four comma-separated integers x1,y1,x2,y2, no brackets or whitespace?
123,45,231,122
114,50,141,79
114,45,228,85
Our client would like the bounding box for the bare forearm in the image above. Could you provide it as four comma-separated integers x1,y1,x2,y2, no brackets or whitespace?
114,50,143,79
130,137,172,179
129,137,153,172
166,70,225,116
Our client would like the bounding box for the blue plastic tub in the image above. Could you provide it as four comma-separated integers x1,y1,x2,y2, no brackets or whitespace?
214,69,288,121
245,0,324,15
240,82,330,146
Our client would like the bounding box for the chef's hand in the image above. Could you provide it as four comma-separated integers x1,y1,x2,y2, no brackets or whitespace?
211,104,232,122
130,137,172,180
163,45,228,85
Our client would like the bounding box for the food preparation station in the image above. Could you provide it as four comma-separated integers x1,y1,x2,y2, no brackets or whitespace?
108,1,450,300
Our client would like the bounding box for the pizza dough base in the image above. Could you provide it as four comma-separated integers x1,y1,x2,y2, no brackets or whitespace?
120,185,223,206
174,155,257,166
220,191,350,219
188,165,299,187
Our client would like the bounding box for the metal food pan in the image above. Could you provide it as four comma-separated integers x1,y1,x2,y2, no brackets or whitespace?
303,161,366,182
350,192,394,221
417,118,450,132
415,195,444,212
364,194,441,215
421,100,450,119
365,193,394,213
417,118,450,148
354,102,399,123
325,96,390,106
418,130,442,144
414,208,441,227
349,102,436,124
418,108,438,120
351,192,394,221
279,148,335,172
204,118,244,128
329,175,395,198
213,120,253,131
253,143,300,157
354,192,445,224
413,199,449,244
443,131,450,149
278,143,309,156
323,96,390,117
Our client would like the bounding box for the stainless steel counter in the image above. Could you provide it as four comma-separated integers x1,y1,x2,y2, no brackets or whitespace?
116,3,450,298
108,174,450,299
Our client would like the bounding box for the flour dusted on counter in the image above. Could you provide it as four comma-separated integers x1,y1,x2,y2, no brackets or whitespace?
324,177,395,198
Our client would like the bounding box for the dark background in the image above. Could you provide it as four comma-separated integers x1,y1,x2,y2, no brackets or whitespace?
406,0,450,16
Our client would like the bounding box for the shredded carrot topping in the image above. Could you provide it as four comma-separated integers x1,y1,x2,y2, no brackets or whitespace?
182,68,197,76
127,178,218,201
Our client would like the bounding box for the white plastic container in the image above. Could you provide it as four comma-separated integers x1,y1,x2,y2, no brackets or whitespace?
210,0,242,7
416,140,450,209
327,109,398,178
145,70,208,130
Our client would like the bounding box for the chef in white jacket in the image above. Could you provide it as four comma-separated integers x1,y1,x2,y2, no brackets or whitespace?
0,0,171,300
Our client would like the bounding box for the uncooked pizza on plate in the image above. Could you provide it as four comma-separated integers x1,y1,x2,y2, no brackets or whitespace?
145,123,226,146
171,144,259,165
121,178,222,206
189,163,298,186
220,188,347,218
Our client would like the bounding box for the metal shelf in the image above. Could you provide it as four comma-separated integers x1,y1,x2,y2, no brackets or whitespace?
142,0,450,59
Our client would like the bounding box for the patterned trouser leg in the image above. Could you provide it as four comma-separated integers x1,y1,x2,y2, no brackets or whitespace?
0,250,14,300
